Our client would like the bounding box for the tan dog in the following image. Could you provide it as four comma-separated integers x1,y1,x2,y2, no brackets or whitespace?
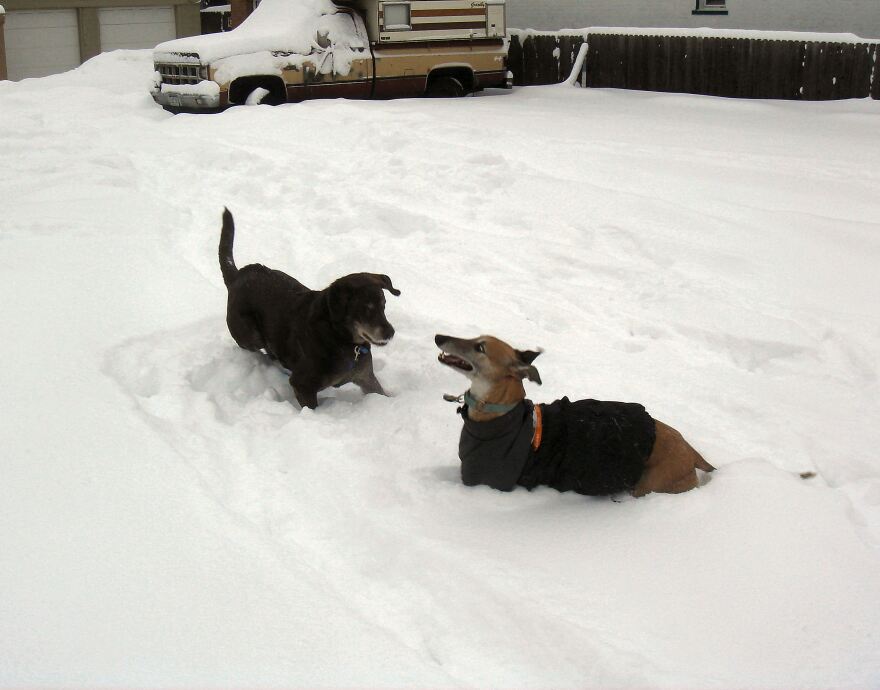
435,333,714,497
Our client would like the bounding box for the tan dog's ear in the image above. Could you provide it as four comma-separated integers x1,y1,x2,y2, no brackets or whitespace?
511,363,542,385
512,348,542,384
371,274,401,296
516,349,541,365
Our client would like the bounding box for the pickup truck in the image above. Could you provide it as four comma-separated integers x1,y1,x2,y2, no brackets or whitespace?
151,0,511,113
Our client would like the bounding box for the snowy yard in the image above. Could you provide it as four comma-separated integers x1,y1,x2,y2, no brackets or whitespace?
1,50,879,687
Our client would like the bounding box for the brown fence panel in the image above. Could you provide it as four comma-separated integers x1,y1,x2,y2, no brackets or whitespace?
800,42,821,99
873,45,880,99
665,36,684,93
539,35,561,84
585,33,626,89
520,34,537,84
621,34,643,91
507,34,524,85
508,31,877,100
557,34,587,83
713,38,733,97
509,34,577,86
812,43,840,100
843,43,875,99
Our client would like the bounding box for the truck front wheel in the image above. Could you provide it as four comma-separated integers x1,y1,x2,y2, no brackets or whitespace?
425,76,465,98
229,77,286,106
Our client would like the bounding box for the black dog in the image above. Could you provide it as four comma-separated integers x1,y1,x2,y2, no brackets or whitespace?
219,208,400,409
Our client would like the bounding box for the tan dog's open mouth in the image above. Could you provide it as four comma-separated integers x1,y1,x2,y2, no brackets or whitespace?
438,352,473,372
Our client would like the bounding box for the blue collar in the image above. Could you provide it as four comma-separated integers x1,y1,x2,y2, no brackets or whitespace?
463,390,519,415
344,343,371,371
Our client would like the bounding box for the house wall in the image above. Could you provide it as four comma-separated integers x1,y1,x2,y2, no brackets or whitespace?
229,0,249,29
0,7,7,80
506,0,880,40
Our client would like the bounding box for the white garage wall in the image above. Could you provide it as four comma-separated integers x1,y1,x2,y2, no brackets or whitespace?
5,9,80,80
98,6,175,51
506,0,880,39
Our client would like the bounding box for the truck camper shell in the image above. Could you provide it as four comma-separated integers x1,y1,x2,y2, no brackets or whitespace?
341,0,506,44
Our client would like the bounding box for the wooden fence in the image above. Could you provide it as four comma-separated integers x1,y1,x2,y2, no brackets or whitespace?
507,31,880,100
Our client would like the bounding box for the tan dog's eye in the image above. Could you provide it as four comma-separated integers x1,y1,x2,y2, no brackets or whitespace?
475,342,485,354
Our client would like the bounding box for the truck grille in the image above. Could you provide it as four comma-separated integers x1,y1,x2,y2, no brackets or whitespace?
155,63,204,85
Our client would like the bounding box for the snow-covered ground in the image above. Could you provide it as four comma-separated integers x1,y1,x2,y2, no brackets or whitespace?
1,51,879,688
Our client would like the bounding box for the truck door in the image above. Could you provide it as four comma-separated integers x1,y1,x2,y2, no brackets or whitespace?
305,10,373,100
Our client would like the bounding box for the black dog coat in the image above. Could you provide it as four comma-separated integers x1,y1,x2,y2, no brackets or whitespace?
458,397,655,495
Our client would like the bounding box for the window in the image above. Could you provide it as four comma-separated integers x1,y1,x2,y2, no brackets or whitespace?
693,0,728,14
382,3,411,30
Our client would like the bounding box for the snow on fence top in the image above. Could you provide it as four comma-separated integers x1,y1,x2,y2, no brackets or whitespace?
0,5,6,15
511,26,880,45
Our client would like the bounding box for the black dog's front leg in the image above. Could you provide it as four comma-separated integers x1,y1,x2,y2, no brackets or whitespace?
352,362,388,397
289,372,320,409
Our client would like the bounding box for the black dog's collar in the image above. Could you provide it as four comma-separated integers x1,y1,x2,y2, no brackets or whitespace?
344,343,371,371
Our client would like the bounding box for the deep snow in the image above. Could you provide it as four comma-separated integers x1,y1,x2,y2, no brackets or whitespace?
1,51,879,688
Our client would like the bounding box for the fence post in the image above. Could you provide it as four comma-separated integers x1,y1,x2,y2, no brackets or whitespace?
873,45,880,100
0,6,7,82
507,33,522,85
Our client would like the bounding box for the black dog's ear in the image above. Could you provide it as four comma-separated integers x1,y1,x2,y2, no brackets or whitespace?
373,274,401,296
517,349,542,365
327,282,349,320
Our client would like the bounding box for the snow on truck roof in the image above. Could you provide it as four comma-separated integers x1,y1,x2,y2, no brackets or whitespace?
154,0,363,63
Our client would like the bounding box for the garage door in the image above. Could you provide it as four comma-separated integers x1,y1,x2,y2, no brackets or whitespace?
98,6,176,52
5,10,81,81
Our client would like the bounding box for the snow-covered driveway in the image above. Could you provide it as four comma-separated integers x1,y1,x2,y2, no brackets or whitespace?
1,51,879,687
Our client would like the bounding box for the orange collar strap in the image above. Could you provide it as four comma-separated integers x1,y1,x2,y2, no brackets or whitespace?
531,404,543,451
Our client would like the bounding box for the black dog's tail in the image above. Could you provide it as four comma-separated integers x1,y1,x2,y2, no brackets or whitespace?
219,207,238,287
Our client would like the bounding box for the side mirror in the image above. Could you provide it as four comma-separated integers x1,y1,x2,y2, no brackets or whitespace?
315,30,331,49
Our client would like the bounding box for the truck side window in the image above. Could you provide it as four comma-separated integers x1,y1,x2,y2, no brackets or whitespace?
383,3,411,31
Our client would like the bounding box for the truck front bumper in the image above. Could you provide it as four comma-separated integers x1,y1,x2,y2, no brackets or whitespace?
151,87,224,114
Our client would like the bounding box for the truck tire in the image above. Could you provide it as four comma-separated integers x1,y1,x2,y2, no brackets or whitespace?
230,76,286,106
425,76,465,98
